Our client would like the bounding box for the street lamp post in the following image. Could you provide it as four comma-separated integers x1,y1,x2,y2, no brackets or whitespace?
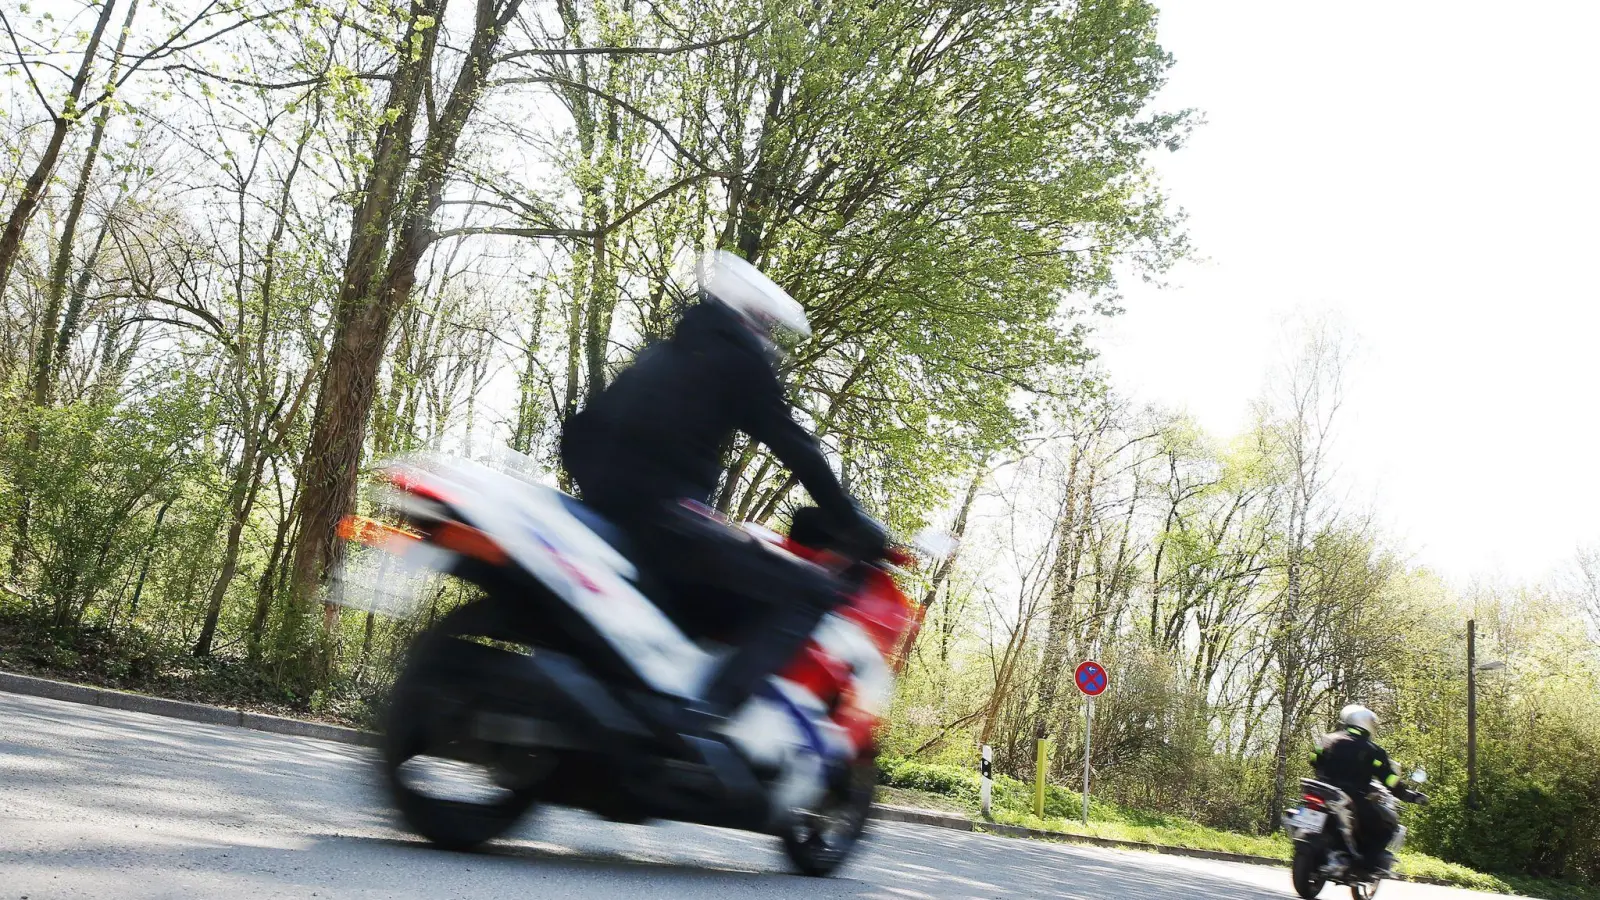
1466,618,1505,811
1468,618,1478,810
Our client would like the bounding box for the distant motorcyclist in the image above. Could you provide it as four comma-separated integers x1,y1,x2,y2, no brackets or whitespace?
1312,704,1429,875
560,250,884,735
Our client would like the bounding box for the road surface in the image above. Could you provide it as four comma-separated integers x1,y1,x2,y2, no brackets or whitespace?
0,691,1503,899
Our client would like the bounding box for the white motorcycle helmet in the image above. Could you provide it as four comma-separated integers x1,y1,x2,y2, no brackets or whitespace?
695,250,811,352
1339,703,1380,736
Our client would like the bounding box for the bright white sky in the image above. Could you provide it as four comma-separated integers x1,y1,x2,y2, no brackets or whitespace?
1098,1,1600,584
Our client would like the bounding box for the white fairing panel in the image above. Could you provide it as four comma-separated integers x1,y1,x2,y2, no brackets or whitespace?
810,613,895,716
721,678,852,815
422,457,713,699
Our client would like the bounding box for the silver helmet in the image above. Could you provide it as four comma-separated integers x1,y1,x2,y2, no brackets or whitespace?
695,250,811,349
1339,703,1380,736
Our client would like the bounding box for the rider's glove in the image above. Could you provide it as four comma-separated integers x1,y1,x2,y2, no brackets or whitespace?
839,505,889,558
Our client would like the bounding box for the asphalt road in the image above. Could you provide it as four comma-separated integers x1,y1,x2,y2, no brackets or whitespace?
0,691,1506,900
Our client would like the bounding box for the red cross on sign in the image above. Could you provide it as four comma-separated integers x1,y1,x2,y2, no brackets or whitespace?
1075,660,1108,697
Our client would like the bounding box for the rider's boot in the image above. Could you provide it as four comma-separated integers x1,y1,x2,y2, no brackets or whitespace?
1328,851,1353,879
1371,851,1397,878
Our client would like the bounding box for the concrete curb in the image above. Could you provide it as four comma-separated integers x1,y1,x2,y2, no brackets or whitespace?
869,804,1285,867
0,670,378,747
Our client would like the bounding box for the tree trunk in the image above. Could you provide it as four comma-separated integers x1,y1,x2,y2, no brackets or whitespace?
32,126,112,408
52,221,112,400
1150,451,1179,645
193,436,266,656
249,501,297,661
279,0,446,665
580,40,628,403
5,2,136,585
1032,445,1089,743
1267,471,1307,831
751,473,798,525
29,1,137,405
510,291,548,455
897,463,986,669
284,0,522,671
715,440,759,512
732,456,776,520
726,74,788,263
124,495,173,624
356,610,377,682
562,274,585,420
979,615,1033,748
919,462,986,610
582,231,614,402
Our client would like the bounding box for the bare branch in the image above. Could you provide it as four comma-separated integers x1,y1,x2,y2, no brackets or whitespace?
0,6,54,115
495,22,761,63
101,4,301,108
155,62,390,91
435,224,595,241
492,74,718,173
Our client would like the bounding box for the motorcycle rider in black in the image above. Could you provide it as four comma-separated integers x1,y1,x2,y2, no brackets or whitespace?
1313,704,1428,875
559,250,883,731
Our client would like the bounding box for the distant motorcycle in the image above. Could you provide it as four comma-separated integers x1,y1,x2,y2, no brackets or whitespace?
334,452,937,876
1282,768,1428,899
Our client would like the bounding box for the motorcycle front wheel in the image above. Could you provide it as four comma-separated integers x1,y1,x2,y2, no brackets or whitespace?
1292,843,1328,899
782,755,877,877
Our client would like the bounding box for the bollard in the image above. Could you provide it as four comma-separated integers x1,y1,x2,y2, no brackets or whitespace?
980,744,993,819
1033,738,1050,819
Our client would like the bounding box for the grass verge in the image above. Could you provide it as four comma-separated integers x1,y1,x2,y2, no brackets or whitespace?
878,757,1599,900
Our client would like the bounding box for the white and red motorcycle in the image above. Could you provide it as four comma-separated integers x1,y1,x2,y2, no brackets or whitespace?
335,452,934,876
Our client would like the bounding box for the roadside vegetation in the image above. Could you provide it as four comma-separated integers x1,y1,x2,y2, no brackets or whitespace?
879,756,1600,900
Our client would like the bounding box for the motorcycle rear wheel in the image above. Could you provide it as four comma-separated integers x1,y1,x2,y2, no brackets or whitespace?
1292,844,1328,899
382,634,543,851
782,756,877,877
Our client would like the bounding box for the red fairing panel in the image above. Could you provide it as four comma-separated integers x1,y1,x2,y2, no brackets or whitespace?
778,537,917,751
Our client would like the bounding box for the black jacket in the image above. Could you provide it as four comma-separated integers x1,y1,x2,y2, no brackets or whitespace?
561,300,854,523
1312,728,1419,800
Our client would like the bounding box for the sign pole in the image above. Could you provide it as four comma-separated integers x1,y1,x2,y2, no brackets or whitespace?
1082,696,1094,825
980,744,993,819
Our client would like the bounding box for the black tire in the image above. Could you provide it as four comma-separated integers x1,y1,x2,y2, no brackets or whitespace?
381,634,542,851
782,756,877,877
1292,844,1328,900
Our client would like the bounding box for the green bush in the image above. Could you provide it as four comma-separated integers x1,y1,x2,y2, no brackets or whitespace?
1412,769,1600,882
878,754,1122,822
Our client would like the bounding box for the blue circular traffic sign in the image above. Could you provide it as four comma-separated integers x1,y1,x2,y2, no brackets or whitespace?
1075,660,1108,696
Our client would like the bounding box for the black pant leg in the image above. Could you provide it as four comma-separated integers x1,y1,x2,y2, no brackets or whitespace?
699,597,835,716
1353,796,1392,860
643,507,843,716
575,496,843,718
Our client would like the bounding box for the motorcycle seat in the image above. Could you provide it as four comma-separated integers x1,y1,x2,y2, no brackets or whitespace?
552,494,679,613
550,495,755,642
